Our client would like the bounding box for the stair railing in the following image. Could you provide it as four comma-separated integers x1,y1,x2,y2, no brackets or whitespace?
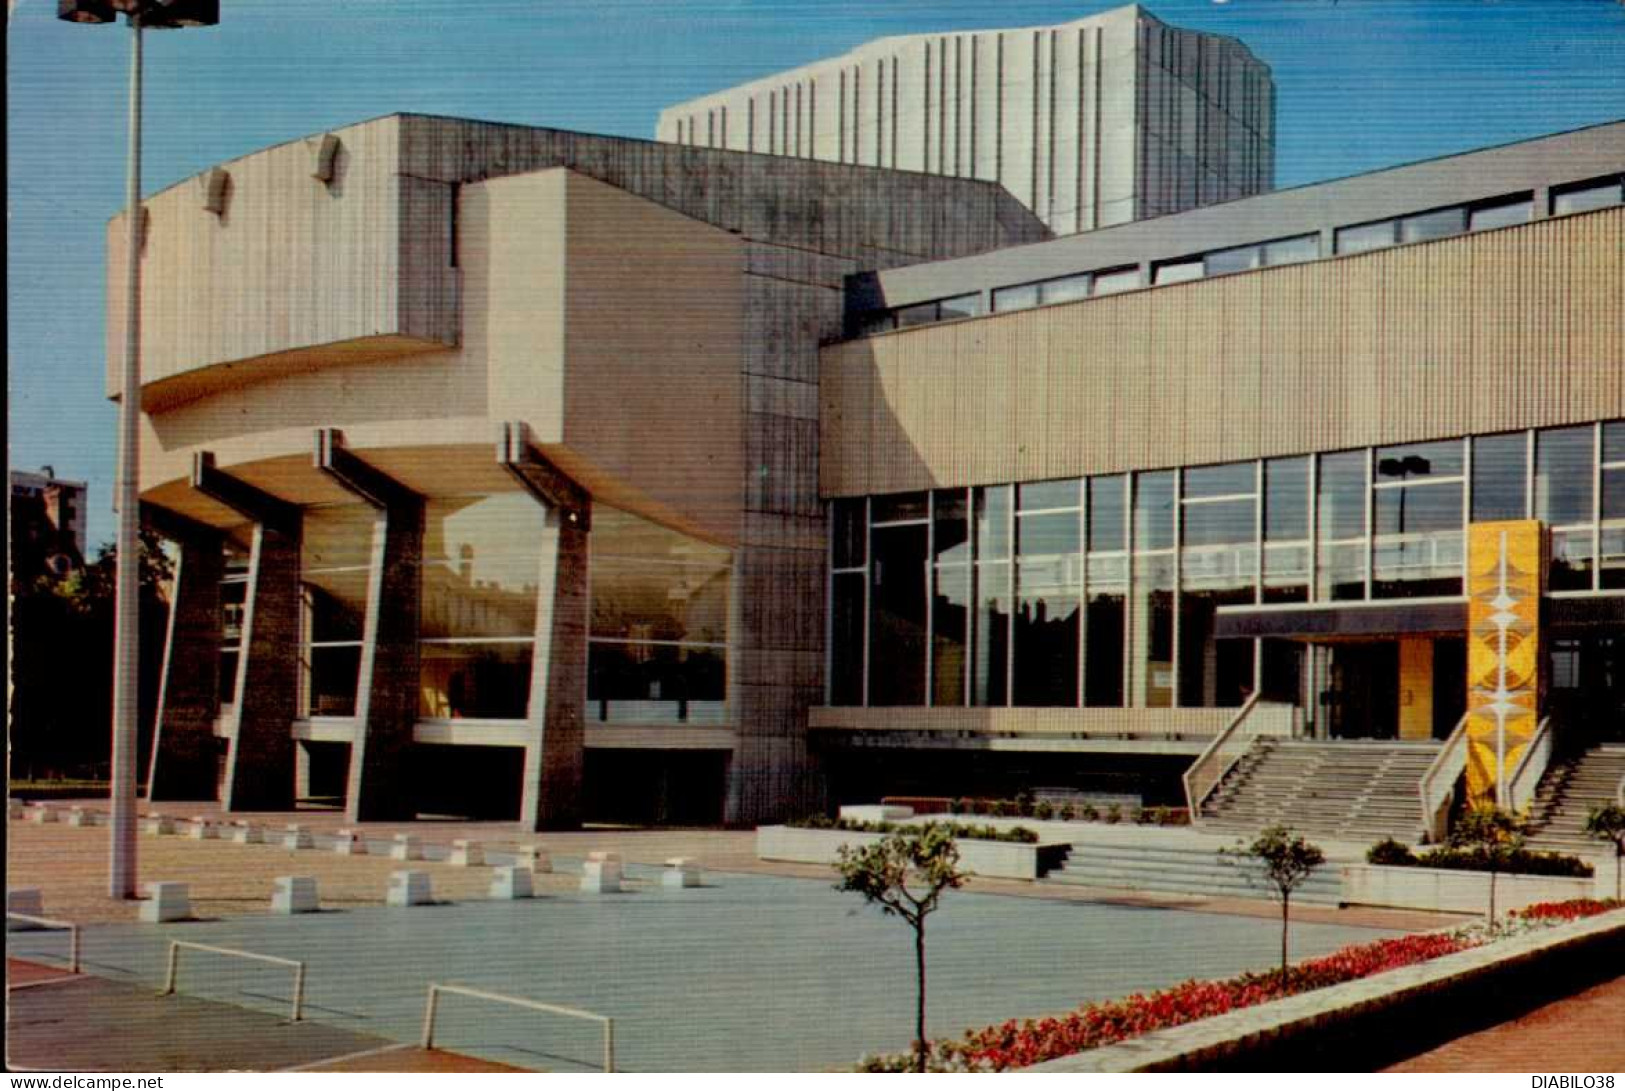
1418,712,1471,843
1182,695,1295,822
1505,715,1554,815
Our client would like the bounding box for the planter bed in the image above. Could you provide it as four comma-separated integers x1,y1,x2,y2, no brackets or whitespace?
1341,863,1604,914
756,825,1064,880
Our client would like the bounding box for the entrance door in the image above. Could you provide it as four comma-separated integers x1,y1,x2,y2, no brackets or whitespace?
1550,634,1625,741
1324,642,1399,739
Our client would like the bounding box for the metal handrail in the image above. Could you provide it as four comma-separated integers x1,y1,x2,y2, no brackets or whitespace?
1178,694,1301,822
1616,771,1624,807
421,983,614,1072
1506,716,1554,814
6,913,81,974
163,941,305,1022
1418,711,1471,841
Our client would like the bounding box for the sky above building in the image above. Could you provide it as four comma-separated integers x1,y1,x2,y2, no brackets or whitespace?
8,0,1625,549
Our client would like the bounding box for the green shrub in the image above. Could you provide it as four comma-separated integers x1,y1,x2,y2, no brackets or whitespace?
1058,802,1076,821
1034,801,1054,821
948,797,966,816
785,816,1040,843
1105,804,1122,825
993,799,1016,818
1367,838,1417,866
1081,803,1100,822
1414,846,1594,878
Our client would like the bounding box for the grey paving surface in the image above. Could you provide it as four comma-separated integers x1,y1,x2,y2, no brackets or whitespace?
9,863,1401,1072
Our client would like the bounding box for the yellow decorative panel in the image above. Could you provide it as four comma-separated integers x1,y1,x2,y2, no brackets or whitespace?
1465,520,1543,806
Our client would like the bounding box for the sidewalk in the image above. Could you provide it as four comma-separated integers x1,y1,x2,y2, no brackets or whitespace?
1384,972,1625,1072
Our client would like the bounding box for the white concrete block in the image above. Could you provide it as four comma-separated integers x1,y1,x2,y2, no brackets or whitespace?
387,870,433,907
7,888,44,929
580,851,623,893
449,839,484,867
489,866,534,900
270,876,320,915
139,881,190,923
390,834,423,861
226,823,262,844
516,843,552,873
67,807,96,828
839,804,914,823
26,806,57,825
282,825,314,850
142,814,174,835
8,798,26,820
663,857,702,889
333,828,368,855
185,817,217,840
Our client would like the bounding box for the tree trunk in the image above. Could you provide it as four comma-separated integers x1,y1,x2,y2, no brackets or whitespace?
1616,846,1621,902
1488,865,1497,922
1280,892,1291,980
915,922,928,1073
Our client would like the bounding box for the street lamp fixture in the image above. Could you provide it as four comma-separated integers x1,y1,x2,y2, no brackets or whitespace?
58,0,219,900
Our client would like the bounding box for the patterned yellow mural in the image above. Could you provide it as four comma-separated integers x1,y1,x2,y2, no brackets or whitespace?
1465,520,1543,806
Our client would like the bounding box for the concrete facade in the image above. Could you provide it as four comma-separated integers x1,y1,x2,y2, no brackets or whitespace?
657,4,1274,235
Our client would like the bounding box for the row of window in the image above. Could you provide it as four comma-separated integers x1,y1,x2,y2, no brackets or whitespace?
855,172,1625,334
828,421,1625,710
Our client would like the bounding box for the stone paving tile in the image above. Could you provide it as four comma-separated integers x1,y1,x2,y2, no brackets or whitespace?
1384,973,1625,1073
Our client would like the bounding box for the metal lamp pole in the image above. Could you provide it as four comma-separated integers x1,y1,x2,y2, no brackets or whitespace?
58,0,219,899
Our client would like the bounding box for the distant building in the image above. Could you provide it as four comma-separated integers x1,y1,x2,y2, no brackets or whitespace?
10,467,89,580
657,4,1275,234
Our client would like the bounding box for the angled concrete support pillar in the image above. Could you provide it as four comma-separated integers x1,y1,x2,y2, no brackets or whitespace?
501,423,589,830
315,430,424,822
193,454,302,812
145,504,224,802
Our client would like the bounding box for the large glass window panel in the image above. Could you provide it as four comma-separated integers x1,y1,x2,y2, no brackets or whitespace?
1263,234,1320,266
1536,426,1595,527
872,491,929,524
587,642,725,717
1468,196,1531,232
421,494,546,640
1602,467,1625,522
832,498,866,569
933,490,969,564
300,504,374,718
1472,432,1529,522
1185,462,1256,499
219,569,247,706
1263,457,1310,602
1019,478,1081,512
1134,471,1176,551
1183,499,1254,548
419,642,533,719
974,485,1012,560
830,573,865,706
932,563,969,705
307,645,362,718
1092,267,1141,295
1179,585,1254,708
1039,273,1092,305
1317,451,1367,601
1600,526,1625,592
1089,476,1127,552
1552,176,1623,216
1131,554,1175,708
1336,220,1396,255
1205,243,1262,276
1085,551,1126,707
1401,206,1466,243
1154,259,1203,286
972,562,1010,706
992,283,1039,312
1373,482,1464,598
869,524,927,706
896,302,939,328
937,293,982,321
1604,421,1625,465
1375,440,1463,481
1550,528,1595,592
1014,510,1081,706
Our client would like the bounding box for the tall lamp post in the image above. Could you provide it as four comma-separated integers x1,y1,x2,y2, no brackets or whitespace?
58,0,219,899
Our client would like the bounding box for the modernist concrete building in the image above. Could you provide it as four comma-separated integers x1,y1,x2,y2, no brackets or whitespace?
11,467,89,572
130,106,1622,839
657,4,1274,235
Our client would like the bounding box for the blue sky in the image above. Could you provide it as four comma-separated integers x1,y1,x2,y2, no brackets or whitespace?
8,0,1625,548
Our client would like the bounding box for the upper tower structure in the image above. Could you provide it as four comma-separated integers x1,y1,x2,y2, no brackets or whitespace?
656,4,1275,235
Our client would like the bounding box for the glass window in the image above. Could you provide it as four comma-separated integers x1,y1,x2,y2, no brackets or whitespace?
830,573,865,706
1092,267,1141,295
974,485,1012,560
992,283,1040,313
937,293,983,321
1550,528,1594,592
1603,420,1625,465
1400,206,1467,244
1019,478,1081,512
1014,509,1081,707
1373,482,1463,599
1336,219,1396,255
1374,439,1464,481
932,560,969,706
869,523,928,705
1536,426,1595,526
1088,476,1127,553
1601,526,1625,592
1131,554,1175,708
972,559,1010,707
1317,451,1366,601
872,491,929,523
1183,499,1254,549
1472,432,1528,523
832,498,866,569
896,302,939,328
932,490,969,564
1468,195,1531,233
1263,233,1320,266
1205,243,1262,277
1134,471,1176,552
856,311,896,337
219,553,248,706
1552,175,1623,217
1185,461,1256,499
300,503,375,718
1153,259,1204,286
1603,468,1625,522
1039,273,1092,305
1264,457,1310,604
1086,476,1127,708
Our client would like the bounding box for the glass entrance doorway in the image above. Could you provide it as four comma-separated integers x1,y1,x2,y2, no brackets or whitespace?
1320,642,1399,739
1549,633,1625,741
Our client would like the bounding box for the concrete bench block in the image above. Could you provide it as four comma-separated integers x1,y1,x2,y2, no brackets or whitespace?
270,876,320,915
142,814,174,835
281,825,314,850
226,823,262,844
387,870,433,908
7,888,44,929
139,882,190,923
663,857,702,889
516,844,553,873
390,834,422,861
26,806,57,824
449,840,484,867
580,851,623,893
67,807,97,828
489,865,534,900
185,817,217,840
333,828,368,855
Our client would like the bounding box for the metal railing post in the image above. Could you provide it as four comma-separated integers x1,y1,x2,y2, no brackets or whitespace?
605,1017,615,1074
422,983,441,1049
291,962,306,1022
163,940,180,996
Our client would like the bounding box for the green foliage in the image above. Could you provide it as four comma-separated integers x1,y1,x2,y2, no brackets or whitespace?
1221,825,1327,977
1583,804,1625,847
1033,801,1054,821
1412,847,1593,878
1057,802,1076,822
1080,803,1099,822
1366,838,1418,866
1104,804,1122,824
1448,803,1527,853
788,815,1039,844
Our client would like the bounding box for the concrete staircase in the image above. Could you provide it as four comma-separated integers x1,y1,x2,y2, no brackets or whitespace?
1196,738,1440,845
1043,839,1345,904
1523,743,1625,857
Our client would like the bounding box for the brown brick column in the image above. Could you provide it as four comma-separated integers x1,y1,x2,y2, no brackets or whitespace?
221,519,301,811
146,514,224,802
520,511,589,829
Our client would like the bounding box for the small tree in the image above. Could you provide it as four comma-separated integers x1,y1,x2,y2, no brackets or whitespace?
835,824,968,1072
1584,803,1625,901
1448,804,1525,921
1221,825,1325,979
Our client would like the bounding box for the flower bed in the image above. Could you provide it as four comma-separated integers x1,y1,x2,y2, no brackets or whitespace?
855,898,1625,1072
787,815,1039,844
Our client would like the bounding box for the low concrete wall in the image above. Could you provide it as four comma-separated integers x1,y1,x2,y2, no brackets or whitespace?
756,826,1053,880
1027,910,1625,1072
1342,863,1602,913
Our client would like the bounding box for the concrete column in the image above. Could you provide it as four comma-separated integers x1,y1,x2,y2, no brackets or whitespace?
147,527,223,801
345,502,423,821
520,510,589,829
221,519,301,811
